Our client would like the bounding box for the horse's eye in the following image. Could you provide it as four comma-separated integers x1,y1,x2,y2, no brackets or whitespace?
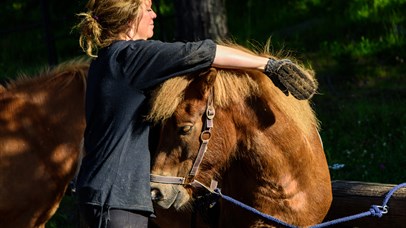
179,125,193,135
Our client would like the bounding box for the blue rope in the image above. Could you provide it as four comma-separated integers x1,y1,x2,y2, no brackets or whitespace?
214,189,296,228
213,182,406,228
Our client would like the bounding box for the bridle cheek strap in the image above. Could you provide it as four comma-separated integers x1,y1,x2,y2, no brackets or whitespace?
189,101,214,176
150,89,215,185
150,174,186,184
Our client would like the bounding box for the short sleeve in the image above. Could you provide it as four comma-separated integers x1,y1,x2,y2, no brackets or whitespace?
114,39,216,90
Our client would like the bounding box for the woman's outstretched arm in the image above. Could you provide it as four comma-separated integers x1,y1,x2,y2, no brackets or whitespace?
212,45,269,71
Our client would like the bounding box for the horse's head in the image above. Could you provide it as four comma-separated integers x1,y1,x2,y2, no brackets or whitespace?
149,68,235,210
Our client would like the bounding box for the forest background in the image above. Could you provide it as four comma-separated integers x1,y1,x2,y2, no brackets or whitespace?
1,0,405,226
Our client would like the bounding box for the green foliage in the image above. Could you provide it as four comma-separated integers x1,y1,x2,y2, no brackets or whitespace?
227,0,406,87
151,0,176,41
314,92,406,183
0,0,84,79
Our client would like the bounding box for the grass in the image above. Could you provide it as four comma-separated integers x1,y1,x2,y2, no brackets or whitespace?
314,88,406,184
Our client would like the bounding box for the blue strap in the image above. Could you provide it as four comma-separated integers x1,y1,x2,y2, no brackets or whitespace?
213,182,406,228
214,189,296,228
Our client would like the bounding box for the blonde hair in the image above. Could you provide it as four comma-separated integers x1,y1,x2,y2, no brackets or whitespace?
75,0,144,57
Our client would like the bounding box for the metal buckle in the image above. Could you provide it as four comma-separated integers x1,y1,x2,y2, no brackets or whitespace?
206,106,215,119
200,130,211,142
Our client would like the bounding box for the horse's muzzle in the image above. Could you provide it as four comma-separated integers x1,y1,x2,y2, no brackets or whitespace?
150,182,190,210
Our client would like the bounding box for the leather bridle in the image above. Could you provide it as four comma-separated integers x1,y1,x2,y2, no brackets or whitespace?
150,89,217,189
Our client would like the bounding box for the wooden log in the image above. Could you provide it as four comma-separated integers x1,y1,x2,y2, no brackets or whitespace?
324,180,406,228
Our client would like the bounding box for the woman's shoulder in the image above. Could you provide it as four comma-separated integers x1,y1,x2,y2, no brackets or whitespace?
111,39,214,51
105,39,216,61
107,40,165,53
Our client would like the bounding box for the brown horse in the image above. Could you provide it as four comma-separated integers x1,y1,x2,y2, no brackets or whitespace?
0,59,89,228
148,51,332,226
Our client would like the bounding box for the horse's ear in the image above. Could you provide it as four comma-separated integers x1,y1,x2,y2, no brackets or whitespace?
186,68,217,100
199,68,217,93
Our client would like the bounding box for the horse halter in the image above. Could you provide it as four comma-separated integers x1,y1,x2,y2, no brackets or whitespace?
150,89,217,189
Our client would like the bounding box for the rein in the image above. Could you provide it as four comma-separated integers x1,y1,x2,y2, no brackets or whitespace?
150,89,216,187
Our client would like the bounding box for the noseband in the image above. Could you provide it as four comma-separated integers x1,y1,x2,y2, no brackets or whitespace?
150,89,216,189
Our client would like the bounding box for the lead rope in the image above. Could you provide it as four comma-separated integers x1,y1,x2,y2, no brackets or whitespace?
311,182,406,228
192,180,406,227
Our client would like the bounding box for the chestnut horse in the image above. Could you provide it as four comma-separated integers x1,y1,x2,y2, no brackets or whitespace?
148,55,332,226
0,59,88,228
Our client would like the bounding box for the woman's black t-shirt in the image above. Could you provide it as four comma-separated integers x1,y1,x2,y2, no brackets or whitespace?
76,39,216,213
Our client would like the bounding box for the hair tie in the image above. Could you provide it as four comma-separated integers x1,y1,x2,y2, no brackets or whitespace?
92,14,99,21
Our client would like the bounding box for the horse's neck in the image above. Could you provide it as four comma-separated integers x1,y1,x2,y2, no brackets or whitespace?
217,101,292,191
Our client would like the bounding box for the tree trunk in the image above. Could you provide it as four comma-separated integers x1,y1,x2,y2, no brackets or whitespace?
173,0,229,41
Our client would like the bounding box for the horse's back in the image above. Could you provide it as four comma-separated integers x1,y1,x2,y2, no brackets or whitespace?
0,59,89,227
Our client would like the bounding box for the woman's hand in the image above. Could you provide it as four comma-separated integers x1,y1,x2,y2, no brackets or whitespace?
264,58,318,100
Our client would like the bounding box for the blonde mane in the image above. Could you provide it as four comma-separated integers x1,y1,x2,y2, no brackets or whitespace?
147,69,260,119
147,43,319,135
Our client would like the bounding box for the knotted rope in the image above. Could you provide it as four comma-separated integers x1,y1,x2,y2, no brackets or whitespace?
210,182,406,227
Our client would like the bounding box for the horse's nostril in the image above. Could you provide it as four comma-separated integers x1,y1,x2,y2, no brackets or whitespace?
151,188,163,201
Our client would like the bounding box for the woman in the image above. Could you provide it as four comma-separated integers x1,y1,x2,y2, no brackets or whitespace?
75,0,316,227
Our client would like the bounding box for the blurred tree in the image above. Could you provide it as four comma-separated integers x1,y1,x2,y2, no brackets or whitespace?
173,0,229,41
